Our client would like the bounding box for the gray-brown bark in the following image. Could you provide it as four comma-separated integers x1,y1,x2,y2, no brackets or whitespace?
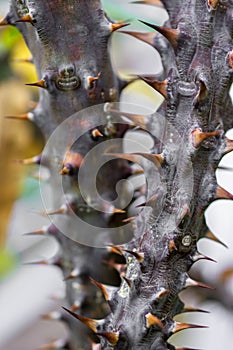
2,0,233,349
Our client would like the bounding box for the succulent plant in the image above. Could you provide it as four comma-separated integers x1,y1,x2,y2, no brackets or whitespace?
1,0,233,349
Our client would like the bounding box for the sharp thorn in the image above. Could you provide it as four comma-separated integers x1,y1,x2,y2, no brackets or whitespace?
89,277,110,301
122,216,136,223
191,128,221,148
23,226,48,236
26,79,47,89
60,152,83,175
134,152,163,166
111,22,129,32
131,0,163,7
182,305,210,314
11,57,33,64
216,185,233,200
185,277,215,290
15,154,41,165
62,307,101,333
121,30,156,46
123,249,144,262
106,106,150,129
41,311,62,320
169,240,178,252
106,245,124,255
155,288,170,299
4,112,34,121
224,138,233,154
92,128,104,138
96,331,119,346
145,313,163,329
139,20,179,48
192,252,217,263
38,339,67,350
0,17,10,26
71,301,80,312
208,0,220,10
205,230,228,248
173,321,208,334
63,268,79,281
87,72,101,89
16,14,34,25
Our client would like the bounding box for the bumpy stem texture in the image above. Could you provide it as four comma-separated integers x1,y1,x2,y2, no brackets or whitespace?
3,0,233,349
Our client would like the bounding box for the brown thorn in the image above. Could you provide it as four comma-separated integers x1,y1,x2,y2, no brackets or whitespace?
38,339,67,350
92,128,104,138
96,331,119,346
121,30,156,46
16,14,34,25
224,138,233,154
63,268,79,281
0,17,10,26
131,0,163,7
122,276,133,288
205,230,228,248
169,240,178,253
71,301,80,312
139,20,180,48
185,277,215,290
192,252,217,263
112,207,126,214
191,128,221,148
88,72,101,89
41,311,61,321
4,112,34,121
62,307,100,333
106,107,149,129
122,216,136,223
15,155,41,165
155,288,170,299
182,305,210,314
26,79,47,89
107,245,124,255
123,249,144,262
145,313,163,329
12,57,33,64
216,185,233,200
173,321,208,334
208,0,220,10
23,227,48,236
134,152,163,166
105,152,140,163
89,277,110,301
111,22,129,32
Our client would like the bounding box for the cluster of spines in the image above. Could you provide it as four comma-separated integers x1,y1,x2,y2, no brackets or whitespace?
2,0,233,349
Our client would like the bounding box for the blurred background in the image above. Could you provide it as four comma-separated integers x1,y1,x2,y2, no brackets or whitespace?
0,1,233,349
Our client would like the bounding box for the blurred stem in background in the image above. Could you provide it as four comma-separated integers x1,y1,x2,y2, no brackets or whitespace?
0,23,43,276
